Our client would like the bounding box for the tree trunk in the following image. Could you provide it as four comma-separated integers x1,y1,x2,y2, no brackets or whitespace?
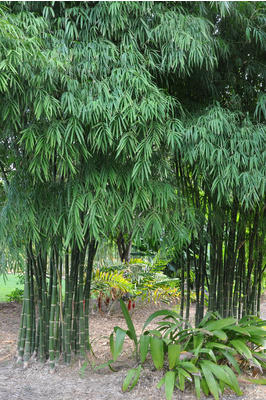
116,230,132,263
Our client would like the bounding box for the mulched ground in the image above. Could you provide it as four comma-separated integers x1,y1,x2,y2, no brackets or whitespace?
1,300,266,400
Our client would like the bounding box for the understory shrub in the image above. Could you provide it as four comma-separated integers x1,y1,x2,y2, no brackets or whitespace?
83,299,266,400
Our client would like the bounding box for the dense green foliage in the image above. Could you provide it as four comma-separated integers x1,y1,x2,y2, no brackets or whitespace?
100,301,266,400
0,1,266,374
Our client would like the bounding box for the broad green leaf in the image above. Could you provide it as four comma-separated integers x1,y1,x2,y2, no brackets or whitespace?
240,326,266,336
177,367,191,380
212,329,227,341
150,336,164,370
165,371,176,400
157,377,165,389
229,339,252,360
168,344,181,369
147,329,162,338
200,377,209,396
201,363,220,400
163,338,173,346
193,333,204,349
129,365,142,391
222,365,243,395
123,369,137,391
201,360,231,386
110,332,114,358
198,348,217,363
194,375,201,399
113,328,126,361
220,349,241,374
181,361,200,374
205,342,231,350
248,335,266,347
143,309,181,331
178,369,185,391
219,379,225,394
140,334,150,363
119,298,137,346
224,325,250,336
204,317,236,332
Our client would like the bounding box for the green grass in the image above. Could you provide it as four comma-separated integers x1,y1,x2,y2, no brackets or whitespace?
0,273,24,303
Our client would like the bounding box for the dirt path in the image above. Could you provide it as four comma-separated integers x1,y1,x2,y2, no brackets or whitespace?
1,301,266,400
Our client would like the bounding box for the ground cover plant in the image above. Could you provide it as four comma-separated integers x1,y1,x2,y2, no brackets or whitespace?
91,300,266,400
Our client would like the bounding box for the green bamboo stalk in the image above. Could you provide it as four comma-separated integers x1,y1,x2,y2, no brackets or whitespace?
49,251,57,374
199,243,205,322
17,300,25,364
185,246,191,327
23,259,32,368
55,298,60,363
17,299,27,364
242,245,247,317
71,250,79,354
232,222,243,318
257,253,264,316
246,208,259,314
30,244,44,361
180,256,185,319
55,255,63,363
217,233,224,317
208,208,215,313
85,239,98,349
63,251,69,363
65,250,74,364
78,251,86,359
30,264,36,355
192,235,200,326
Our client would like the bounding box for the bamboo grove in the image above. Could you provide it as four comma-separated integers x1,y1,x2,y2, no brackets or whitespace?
0,1,266,371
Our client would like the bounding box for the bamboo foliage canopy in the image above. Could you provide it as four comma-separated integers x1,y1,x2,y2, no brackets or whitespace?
0,1,266,371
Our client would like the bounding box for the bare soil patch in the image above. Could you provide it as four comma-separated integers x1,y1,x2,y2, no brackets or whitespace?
1,300,266,400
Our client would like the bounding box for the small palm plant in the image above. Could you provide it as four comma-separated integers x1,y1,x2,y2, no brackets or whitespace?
89,301,266,400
